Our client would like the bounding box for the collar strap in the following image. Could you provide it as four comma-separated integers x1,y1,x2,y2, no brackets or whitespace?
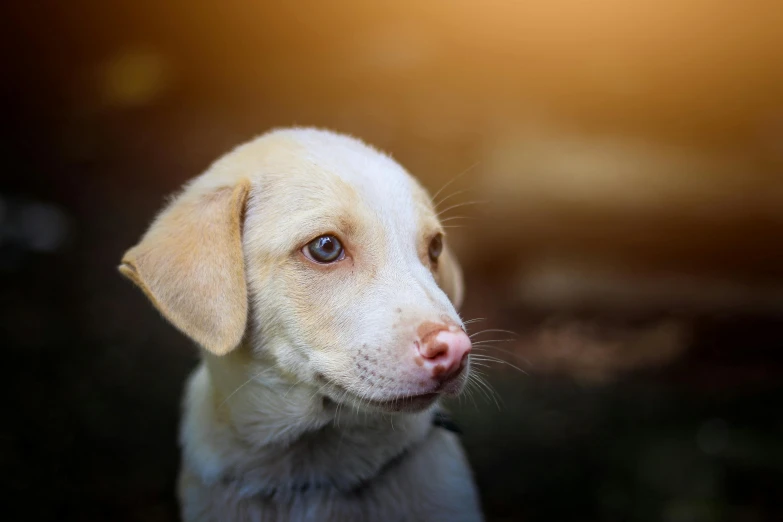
432,410,461,434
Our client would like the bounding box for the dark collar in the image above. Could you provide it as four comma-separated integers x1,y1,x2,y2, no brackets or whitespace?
432,410,461,434
245,410,461,500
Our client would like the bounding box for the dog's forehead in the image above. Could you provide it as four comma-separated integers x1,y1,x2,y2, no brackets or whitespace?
291,129,424,219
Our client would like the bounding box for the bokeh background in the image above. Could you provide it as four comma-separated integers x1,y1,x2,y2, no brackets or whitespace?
2,1,782,521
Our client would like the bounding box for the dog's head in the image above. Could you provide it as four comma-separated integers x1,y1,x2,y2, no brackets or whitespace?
120,128,470,413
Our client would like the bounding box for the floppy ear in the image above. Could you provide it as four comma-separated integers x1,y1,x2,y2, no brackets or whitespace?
437,243,465,309
118,180,251,355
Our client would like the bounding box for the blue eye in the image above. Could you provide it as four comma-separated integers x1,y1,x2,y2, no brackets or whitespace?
428,233,443,264
304,235,344,263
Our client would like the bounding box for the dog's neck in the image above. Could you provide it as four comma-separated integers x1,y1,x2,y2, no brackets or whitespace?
179,350,436,500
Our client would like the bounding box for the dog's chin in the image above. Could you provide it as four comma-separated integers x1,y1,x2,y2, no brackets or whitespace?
320,370,469,414
359,392,441,413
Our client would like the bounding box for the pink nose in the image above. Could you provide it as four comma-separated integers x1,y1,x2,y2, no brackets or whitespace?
416,327,472,381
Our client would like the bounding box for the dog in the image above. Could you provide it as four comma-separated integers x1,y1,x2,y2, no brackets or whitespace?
119,128,483,521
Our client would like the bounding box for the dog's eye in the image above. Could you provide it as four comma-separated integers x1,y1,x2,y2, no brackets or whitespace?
303,235,344,264
428,233,443,264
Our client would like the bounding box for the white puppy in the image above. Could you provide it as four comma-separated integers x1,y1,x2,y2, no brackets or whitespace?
119,128,483,522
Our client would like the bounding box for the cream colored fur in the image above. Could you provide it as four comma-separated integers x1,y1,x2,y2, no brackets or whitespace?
120,128,482,521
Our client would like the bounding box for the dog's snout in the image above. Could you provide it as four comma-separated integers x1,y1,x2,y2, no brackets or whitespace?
415,325,471,381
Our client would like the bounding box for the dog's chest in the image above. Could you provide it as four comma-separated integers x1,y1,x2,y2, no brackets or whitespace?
179,428,482,522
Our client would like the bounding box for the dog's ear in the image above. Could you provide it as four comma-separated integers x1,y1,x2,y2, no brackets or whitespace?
437,243,465,309
118,180,251,355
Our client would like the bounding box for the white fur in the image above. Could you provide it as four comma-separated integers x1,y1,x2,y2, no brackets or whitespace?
122,128,483,521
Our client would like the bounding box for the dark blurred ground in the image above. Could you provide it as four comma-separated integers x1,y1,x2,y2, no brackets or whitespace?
1,2,782,521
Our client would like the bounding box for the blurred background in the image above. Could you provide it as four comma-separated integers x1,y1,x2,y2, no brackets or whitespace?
2,1,782,521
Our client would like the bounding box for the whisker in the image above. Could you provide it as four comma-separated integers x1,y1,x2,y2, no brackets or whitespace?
470,361,492,369
464,381,479,409
477,373,503,408
334,389,351,428
282,377,307,399
469,328,519,339
467,374,491,405
463,318,486,325
470,354,529,375
470,370,502,410
434,188,472,210
436,200,488,218
308,381,334,403
430,161,480,203
218,367,272,409
439,216,476,223
471,338,516,345
471,344,533,367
